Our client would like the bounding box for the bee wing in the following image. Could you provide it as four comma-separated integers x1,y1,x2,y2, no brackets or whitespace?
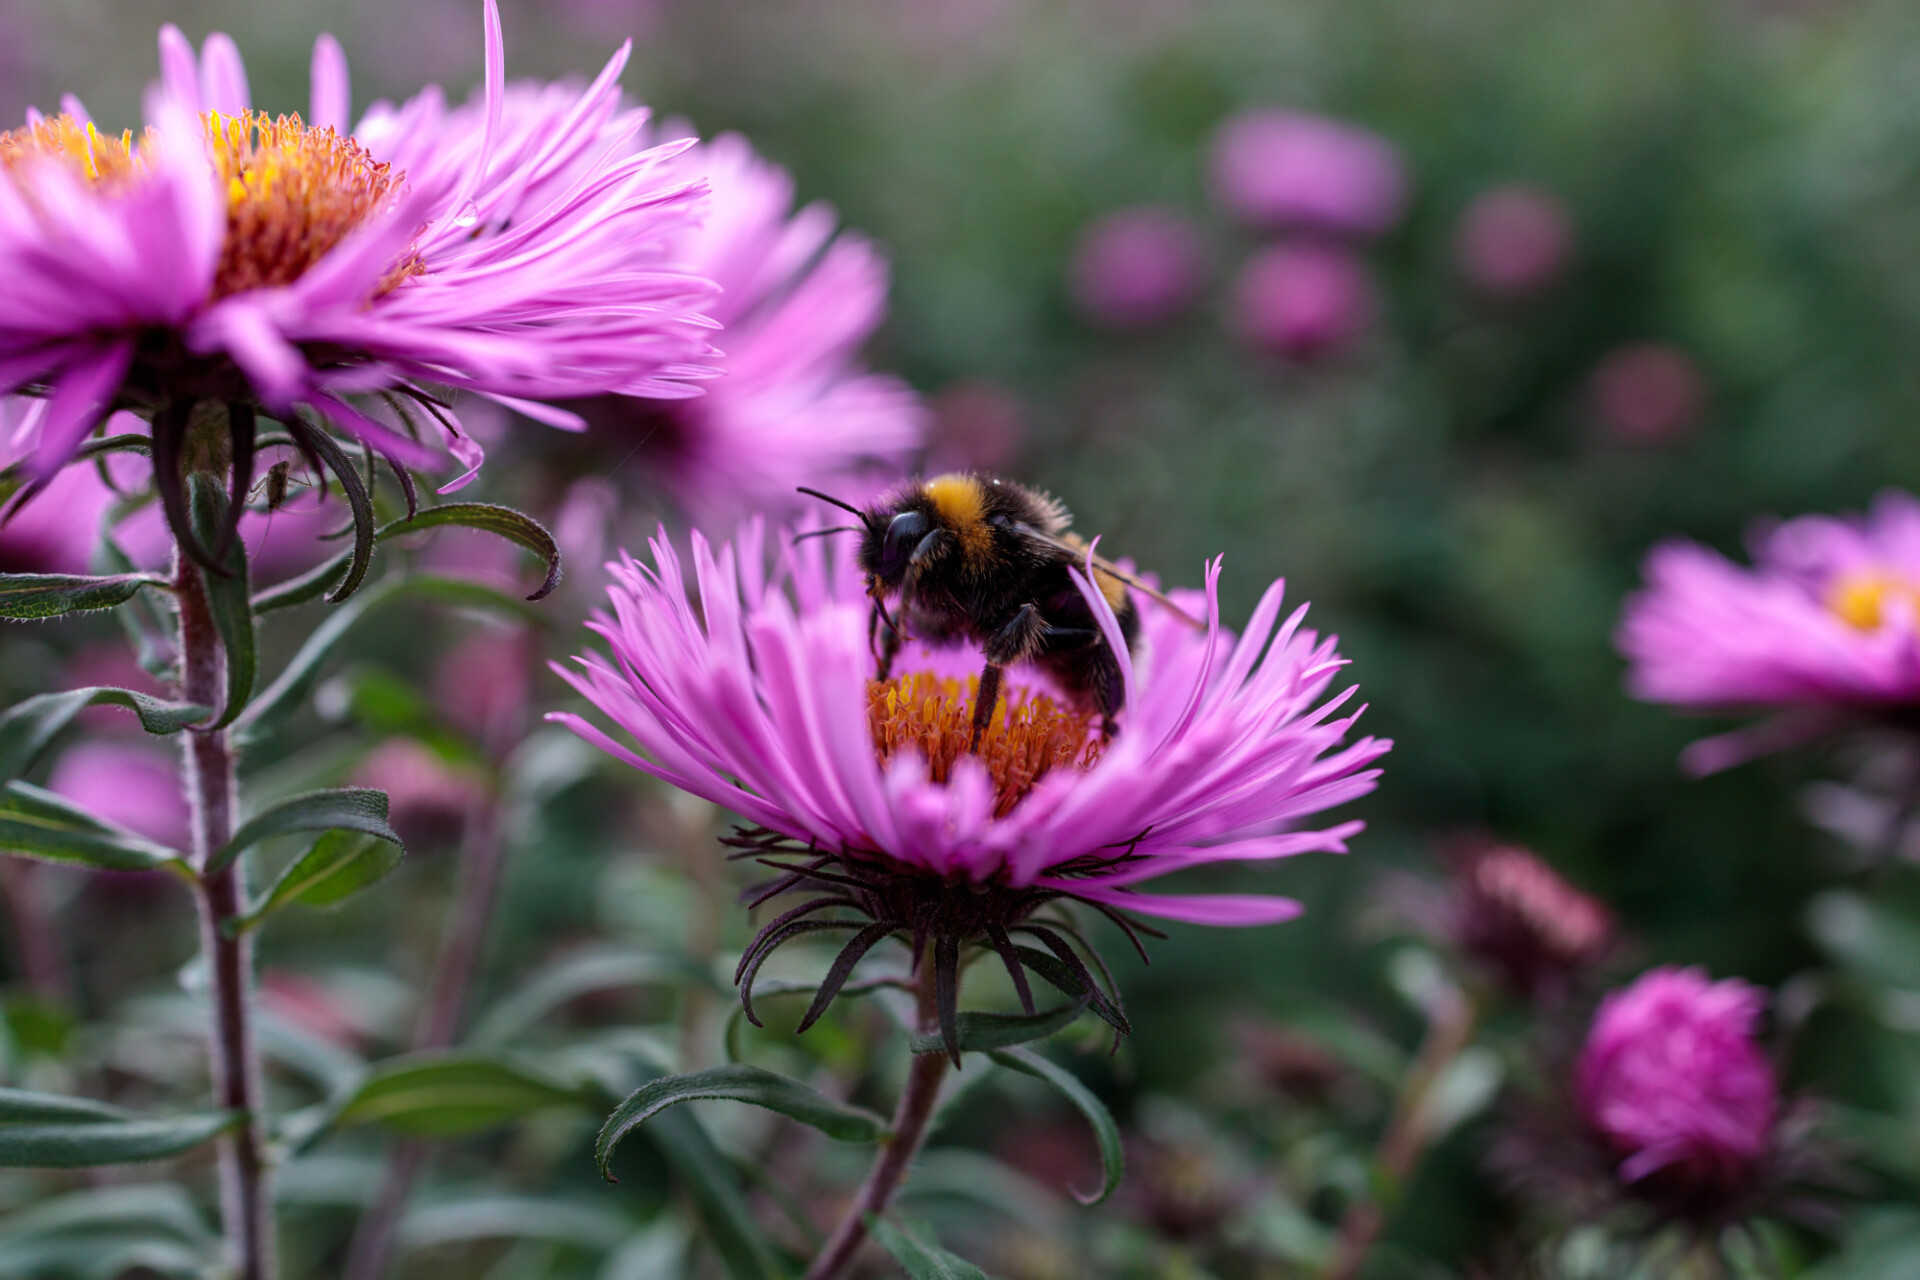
1013,524,1206,629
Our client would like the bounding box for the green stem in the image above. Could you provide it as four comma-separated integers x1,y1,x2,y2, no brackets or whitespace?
177,546,277,1280
800,958,951,1280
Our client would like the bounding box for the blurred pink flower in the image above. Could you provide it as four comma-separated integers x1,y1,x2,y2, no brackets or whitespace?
1452,839,1612,1000
351,738,482,849
1618,491,1920,771
1209,110,1408,238
46,740,191,850
1068,206,1206,331
1229,242,1375,360
573,132,924,518
1454,184,1574,298
1577,967,1776,1194
1591,344,1706,444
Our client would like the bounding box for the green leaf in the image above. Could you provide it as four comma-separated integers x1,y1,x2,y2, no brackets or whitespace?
907,998,1089,1057
0,687,208,784
0,1090,237,1167
331,1052,586,1137
239,830,401,928
0,573,166,620
0,1183,218,1280
470,946,714,1049
186,474,255,728
0,782,187,873
866,1216,991,1279
289,415,378,604
208,787,399,875
236,573,537,743
397,1196,631,1253
378,502,562,601
986,1047,1123,1205
597,1065,886,1180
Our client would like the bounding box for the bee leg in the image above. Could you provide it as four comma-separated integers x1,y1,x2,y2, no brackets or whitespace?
970,663,1005,753
972,604,1047,751
872,604,905,680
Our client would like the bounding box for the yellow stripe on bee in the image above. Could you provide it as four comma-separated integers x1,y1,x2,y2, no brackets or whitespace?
923,473,993,561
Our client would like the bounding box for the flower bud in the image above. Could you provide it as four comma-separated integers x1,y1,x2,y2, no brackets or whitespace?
1208,109,1408,238
1453,184,1574,298
1229,242,1375,360
1068,206,1205,331
1453,841,1611,1000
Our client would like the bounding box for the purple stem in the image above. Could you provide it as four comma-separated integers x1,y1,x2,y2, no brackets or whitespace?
800,960,951,1280
177,549,277,1280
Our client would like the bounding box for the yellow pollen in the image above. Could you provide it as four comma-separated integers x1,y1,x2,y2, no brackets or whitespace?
867,672,1104,818
1,110,420,299
1826,569,1920,631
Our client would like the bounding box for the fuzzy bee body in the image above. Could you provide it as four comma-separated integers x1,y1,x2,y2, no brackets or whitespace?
803,473,1179,748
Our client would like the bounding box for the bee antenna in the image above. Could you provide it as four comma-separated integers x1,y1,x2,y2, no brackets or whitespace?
790,525,860,545
796,486,867,519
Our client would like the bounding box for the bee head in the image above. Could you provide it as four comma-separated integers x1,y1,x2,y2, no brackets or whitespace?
868,509,930,587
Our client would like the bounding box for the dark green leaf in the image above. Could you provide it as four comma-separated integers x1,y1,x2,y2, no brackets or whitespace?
289,415,378,604
907,998,1089,1057
186,475,255,728
0,573,166,620
0,1089,237,1167
237,574,536,743
0,782,187,873
646,1107,784,1280
208,788,399,875
240,830,402,927
0,688,208,783
866,1215,991,1279
986,1048,1123,1205
332,1052,585,1137
597,1065,886,1180
377,503,562,601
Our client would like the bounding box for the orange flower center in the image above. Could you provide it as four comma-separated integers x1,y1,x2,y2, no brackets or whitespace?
1826,569,1920,631
0,110,420,300
867,672,1104,818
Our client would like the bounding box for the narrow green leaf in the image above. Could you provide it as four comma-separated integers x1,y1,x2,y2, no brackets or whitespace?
866,1215,991,1279
0,1091,237,1168
236,574,536,743
0,573,165,620
332,1052,584,1137
986,1048,1123,1205
288,417,378,604
0,688,208,783
597,1065,886,1181
379,502,562,600
185,475,254,728
240,831,401,928
397,1196,630,1253
0,782,187,874
907,998,1089,1057
208,788,399,875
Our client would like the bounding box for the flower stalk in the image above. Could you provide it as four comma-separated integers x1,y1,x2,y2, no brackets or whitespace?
800,959,952,1280
177,544,277,1280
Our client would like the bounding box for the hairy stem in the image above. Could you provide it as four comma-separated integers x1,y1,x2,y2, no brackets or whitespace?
1319,988,1478,1280
344,631,529,1280
178,548,276,1280
801,960,951,1280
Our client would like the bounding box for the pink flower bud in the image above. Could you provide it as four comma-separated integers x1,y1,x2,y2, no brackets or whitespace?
1209,110,1408,238
1591,344,1707,444
1229,242,1375,360
1454,184,1574,298
1577,967,1778,1197
46,742,190,851
1068,206,1205,331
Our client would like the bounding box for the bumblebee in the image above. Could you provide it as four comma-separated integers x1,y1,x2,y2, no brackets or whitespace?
801,473,1195,749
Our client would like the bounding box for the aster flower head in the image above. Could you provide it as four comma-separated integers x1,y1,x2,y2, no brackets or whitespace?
0,1,717,546
1576,967,1777,1216
1617,490,1920,773
553,522,1388,1052
569,131,924,518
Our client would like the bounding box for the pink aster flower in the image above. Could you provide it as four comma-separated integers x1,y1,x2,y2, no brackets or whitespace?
1576,967,1777,1197
1617,491,1920,772
566,131,924,518
1068,206,1206,332
1229,242,1376,361
47,739,192,850
552,522,1387,1039
0,1,716,499
1208,109,1408,239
